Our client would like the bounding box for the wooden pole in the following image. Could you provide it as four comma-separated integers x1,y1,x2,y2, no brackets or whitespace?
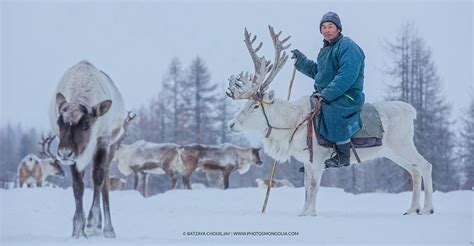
261,66,297,213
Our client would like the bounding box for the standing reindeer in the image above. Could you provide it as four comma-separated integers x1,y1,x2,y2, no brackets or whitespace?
179,143,263,189
49,60,126,238
226,26,434,216
17,135,65,188
113,140,180,197
18,136,64,187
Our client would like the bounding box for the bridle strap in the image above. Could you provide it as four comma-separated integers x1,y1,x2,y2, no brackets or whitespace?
258,98,322,163
259,101,292,138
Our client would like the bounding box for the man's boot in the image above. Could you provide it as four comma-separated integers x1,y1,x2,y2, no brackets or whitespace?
324,142,351,168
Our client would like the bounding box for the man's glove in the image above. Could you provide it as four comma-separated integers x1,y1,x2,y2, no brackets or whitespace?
320,97,329,104
291,49,305,60
313,93,329,104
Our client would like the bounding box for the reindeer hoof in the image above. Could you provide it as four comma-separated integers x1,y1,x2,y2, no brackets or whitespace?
103,227,116,238
403,208,421,215
419,208,434,215
71,229,86,239
85,225,102,237
298,211,316,217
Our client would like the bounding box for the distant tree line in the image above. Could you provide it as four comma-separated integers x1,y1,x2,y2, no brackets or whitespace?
125,56,245,146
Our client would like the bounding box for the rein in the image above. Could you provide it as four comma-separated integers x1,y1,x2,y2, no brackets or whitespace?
290,98,321,163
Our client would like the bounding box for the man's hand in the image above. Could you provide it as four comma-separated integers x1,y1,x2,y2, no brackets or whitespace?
291,49,305,60
313,93,329,104
319,97,329,104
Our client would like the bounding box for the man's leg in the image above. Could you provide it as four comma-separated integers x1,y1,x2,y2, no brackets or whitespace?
324,139,351,168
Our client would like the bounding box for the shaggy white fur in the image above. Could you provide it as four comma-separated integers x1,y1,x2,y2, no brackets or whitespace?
229,95,434,216
49,60,126,171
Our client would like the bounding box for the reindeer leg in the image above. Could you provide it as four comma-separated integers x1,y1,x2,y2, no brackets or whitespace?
410,152,434,215
70,165,86,238
223,171,231,190
299,162,314,216
133,171,139,191
404,170,422,215
392,146,435,215
386,153,422,215
299,162,323,216
102,147,116,238
420,163,434,215
85,145,107,237
168,171,177,189
182,174,192,189
144,173,150,197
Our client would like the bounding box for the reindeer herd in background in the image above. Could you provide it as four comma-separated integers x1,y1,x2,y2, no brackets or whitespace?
17,111,268,195
114,139,263,197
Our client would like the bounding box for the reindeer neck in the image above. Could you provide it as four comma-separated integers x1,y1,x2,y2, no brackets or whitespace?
260,97,309,162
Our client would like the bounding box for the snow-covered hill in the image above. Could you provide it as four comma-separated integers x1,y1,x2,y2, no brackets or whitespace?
1,187,472,245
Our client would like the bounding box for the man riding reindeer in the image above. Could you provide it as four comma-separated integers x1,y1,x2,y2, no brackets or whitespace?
291,12,366,168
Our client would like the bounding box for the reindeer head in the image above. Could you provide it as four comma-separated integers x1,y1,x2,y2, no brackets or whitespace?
55,92,112,165
39,135,65,177
252,147,263,166
22,154,40,168
227,26,290,136
235,147,263,174
43,158,66,177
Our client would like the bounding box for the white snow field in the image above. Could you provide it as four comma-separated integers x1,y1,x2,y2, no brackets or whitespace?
1,187,472,246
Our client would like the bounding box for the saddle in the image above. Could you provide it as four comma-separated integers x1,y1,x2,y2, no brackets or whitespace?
310,97,384,149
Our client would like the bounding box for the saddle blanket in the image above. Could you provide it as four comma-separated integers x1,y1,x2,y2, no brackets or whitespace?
311,100,385,148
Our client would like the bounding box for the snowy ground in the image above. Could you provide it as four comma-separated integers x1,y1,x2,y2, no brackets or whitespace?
1,186,472,246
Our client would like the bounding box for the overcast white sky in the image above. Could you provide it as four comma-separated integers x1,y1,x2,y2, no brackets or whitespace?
1,0,472,131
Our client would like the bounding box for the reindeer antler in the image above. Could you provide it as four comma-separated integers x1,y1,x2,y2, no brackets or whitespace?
38,135,56,158
114,111,136,147
260,26,291,93
227,26,291,101
124,111,137,129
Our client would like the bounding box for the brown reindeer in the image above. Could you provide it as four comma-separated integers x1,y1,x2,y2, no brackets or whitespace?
49,61,126,238
178,143,262,189
114,140,180,196
108,176,126,191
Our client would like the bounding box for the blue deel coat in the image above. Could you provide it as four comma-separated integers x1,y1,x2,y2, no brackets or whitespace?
295,34,366,142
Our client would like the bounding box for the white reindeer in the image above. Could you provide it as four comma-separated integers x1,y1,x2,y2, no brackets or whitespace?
49,60,126,238
226,26,434,216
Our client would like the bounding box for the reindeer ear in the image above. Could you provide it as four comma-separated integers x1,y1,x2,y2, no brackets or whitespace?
264,90,275,103
56,93,67,110
92,100,112,117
